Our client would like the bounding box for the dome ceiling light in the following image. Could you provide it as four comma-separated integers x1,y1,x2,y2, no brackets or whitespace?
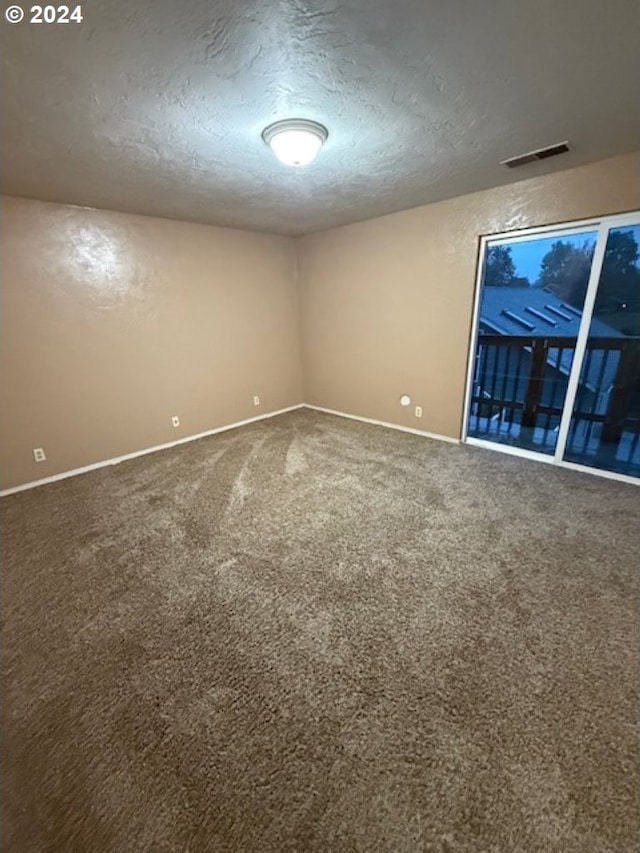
262,119,328,167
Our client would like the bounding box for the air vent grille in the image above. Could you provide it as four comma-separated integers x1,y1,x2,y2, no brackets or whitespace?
501,141,570,168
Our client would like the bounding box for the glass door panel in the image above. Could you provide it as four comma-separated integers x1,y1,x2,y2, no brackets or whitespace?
562,224,640,477
467,229,598,455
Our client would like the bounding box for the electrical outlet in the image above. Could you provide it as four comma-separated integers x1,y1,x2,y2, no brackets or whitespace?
33,448,46,462
415,406,423,418
171,416,180,428
253,396,260,406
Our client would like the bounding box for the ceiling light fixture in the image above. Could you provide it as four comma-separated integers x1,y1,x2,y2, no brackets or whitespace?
262,119,328,167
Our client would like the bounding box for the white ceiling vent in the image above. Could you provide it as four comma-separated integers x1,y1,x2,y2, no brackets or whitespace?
500,141,570,168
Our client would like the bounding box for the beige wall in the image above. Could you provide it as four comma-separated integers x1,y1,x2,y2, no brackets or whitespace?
298,152,640,438
0,197,302,490
2,152,638,490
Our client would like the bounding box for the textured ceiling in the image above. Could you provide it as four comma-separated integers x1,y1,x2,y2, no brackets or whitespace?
1,0,639,235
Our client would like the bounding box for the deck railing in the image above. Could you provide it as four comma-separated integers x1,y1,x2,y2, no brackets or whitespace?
469,335,640,459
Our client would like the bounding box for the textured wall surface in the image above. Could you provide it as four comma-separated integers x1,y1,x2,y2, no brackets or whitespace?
1,0,638,234
0,197,302,490
298,152,640,438
2,153,638,490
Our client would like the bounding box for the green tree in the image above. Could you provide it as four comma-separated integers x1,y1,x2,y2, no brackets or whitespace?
483,245,525,287
537,240,593,307
595,230,640,332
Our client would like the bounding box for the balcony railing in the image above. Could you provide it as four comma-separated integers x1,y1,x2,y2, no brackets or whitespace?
468,334,640,475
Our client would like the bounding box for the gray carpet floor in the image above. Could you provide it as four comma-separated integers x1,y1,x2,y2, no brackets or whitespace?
1,408,639,852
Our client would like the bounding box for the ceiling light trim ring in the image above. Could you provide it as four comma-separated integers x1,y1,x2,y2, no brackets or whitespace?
262,119,328,167
262,119,328,146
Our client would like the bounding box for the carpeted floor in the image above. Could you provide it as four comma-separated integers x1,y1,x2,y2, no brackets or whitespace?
1,408,639,852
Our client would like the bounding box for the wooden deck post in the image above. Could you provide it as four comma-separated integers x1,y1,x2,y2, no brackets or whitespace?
602,341,640,444
522,338,548,428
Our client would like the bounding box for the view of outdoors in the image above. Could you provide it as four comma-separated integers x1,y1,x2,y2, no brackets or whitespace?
467,223,640,477
482,226,640,335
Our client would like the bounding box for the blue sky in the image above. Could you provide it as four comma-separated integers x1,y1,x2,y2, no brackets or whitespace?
506,225,640,283
509,231,597,282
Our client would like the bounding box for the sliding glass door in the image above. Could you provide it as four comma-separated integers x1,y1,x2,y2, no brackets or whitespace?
464,213,640,481
561,224,640,476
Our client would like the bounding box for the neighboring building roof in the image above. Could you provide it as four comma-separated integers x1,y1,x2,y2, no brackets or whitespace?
479,286,622,338
479,286,623,395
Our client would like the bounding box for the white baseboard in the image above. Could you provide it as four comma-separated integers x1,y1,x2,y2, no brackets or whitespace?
303,404,460,444
307,407,638,485
5,403,632,496
0,404,305,497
